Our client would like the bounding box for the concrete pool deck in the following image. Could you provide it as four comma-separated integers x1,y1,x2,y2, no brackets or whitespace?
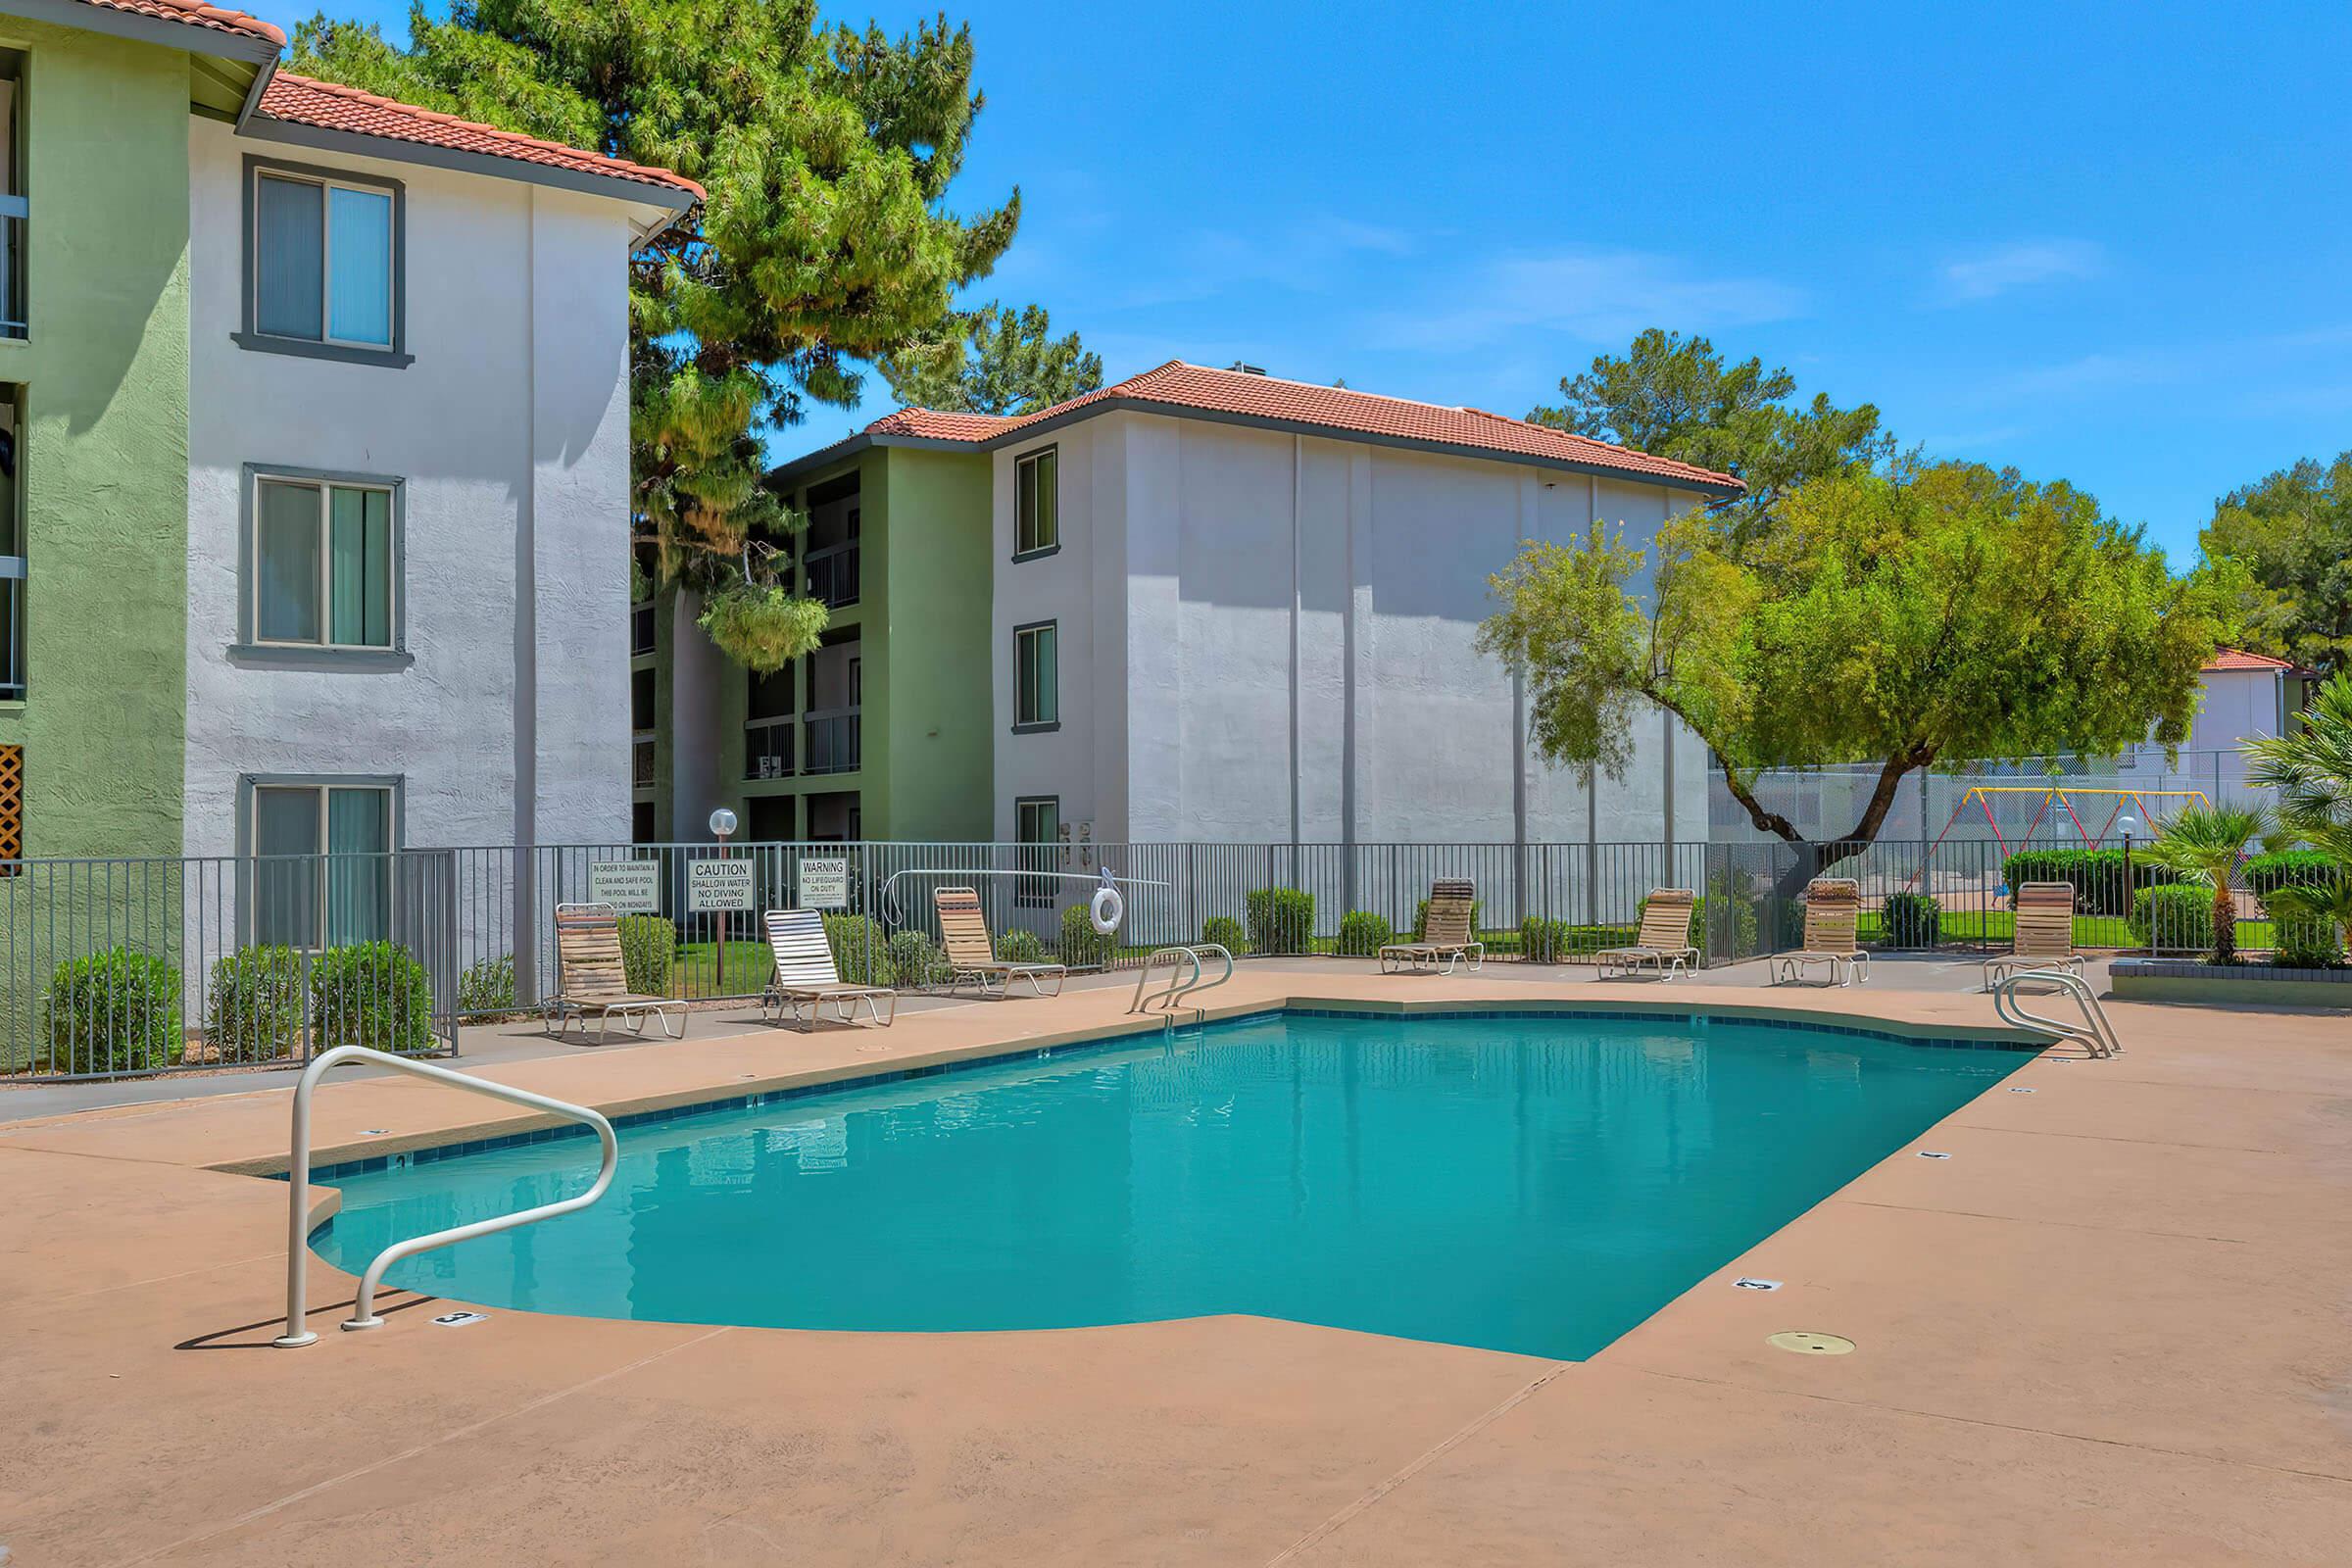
3,968,2347,1564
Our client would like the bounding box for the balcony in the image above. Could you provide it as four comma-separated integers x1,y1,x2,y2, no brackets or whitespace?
803,709,861,775
629,601,656,657
744,715,794,780
0,556,20,700
631,731,655,790
803,539,859,609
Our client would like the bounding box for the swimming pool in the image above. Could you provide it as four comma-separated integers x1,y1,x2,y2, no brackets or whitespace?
313,1010,2022,1359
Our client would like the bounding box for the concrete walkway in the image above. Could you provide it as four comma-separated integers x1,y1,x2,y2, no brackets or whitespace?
2,969,2347,1565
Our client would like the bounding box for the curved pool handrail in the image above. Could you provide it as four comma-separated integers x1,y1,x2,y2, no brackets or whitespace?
1165,943,1233,1008
1990,967,2123,1059
274,1045,618,1348
1130,946,1201,1013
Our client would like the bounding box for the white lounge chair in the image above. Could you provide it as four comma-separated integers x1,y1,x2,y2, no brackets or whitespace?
760,908,897,1031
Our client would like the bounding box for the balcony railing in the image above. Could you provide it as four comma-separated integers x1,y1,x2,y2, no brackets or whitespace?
0,196,23,340
804,540,859,609
631,732,655,790
0,556,21,700
744,715,794,780
803,709,861,775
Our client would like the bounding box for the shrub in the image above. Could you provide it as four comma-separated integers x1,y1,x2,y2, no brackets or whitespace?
1878,891,1943,949
2129,885,2216,954
1200,915,1248,955
1518,916,1574,963
996,926,1049,963
1688,889,1760,961
2000,849,2179,916
885,928,947,988
1246,888,1315,954
45,947,182,1073
821,912,895,987
1059,901,1117,968
1413,895,1484,940
616,914,675,996
458,954,517,1015
2241,851,2339,899
205,945,305,1059
1336,909,1395,956
2272,913,2345,969
310,942,434,1054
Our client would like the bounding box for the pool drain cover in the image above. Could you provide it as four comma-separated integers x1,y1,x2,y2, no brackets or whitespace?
1768,1331,1854,1356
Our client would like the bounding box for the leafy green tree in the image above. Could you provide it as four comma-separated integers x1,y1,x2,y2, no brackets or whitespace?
290,2,1017,668
2197,453,2352,677
1478,461,2220,891
1528,329,1894,549
879,301,1102,414
2247,670,2352,861
2144,805,2272,964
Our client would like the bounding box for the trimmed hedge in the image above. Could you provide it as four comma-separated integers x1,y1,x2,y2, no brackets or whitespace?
821,912,894,987
2000,849,2180,916
996,927,1049,964
885,928,947,988
310,942,434,1054
1518,916,1574,963
1336,909,1395,956
2242,851,2339,898
45,948,183,1073
616,914,675,996
206,945,306,1059
1059,901,1117,968
2129,885,2216,954
1246,888,1315,955
1879,891,1943,949
1200,915,1248,955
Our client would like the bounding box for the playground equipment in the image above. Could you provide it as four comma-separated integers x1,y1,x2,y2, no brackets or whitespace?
1907,784,2212,893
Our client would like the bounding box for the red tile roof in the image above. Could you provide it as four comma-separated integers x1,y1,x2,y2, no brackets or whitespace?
867,362,1741,490
2203,647,2311,674
74,0,284,48
257,74,705,202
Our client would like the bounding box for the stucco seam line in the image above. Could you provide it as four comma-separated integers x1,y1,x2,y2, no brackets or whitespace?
1832,1196,2258,1248
1262,1360,1575,1567
0,1248,287,1325
1612,1364,2352,1489
123,1324,738,1566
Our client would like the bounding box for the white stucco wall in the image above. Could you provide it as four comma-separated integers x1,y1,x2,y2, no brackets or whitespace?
990,410,1710,852
183,118,642,862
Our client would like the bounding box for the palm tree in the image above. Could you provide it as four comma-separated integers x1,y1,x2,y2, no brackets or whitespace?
2144,805,2271,963
2261,878,2352,962
2248,671,2352,864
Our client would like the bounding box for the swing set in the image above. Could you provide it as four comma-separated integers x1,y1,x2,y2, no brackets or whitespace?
1908,784,2213,891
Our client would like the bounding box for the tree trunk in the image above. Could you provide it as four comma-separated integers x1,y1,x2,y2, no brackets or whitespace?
1710,744,1936,905
2213,882,2238,964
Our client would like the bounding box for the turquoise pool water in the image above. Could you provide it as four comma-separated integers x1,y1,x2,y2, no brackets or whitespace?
314,1011,2019,1359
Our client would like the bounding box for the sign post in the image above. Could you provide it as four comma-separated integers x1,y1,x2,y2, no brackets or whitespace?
703,808,741,995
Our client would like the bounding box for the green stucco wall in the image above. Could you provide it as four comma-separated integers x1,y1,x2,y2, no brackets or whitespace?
875,445,993,840
0,21,191,858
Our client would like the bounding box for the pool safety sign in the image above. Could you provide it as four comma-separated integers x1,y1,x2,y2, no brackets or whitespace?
688,858,757,912
800,856,850,909
588,858,662,913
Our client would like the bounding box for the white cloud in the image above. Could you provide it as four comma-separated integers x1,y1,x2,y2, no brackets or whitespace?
1364,247,1804,351
1937,240,2104,303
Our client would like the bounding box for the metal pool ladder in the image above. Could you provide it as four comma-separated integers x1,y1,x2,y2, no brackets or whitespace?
274,1044,618,1348
1989,968,2124,1059
1130,944,1233,1017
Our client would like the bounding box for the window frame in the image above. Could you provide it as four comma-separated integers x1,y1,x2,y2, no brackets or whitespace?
1013,795,1059,907
235,155,413,368
234,464,409,668
237,773,404,951
1013,446,1060,561
1012,618,1059,731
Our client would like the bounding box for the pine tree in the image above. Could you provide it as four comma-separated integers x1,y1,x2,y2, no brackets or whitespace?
879,301,1102,414
291,2,1017,667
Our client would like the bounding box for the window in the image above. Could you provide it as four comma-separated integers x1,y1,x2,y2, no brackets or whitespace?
241,159,407,365
249,781,395,948
1015,447,1058,558
251,474,397,651
1014,620,1057,730
1015,796,1058,907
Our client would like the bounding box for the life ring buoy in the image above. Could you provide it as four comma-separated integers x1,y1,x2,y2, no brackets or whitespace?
1089,883,1125,934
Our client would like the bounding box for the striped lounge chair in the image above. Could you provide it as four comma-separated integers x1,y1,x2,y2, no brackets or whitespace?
545,902,686,1043
1596,888,1699,979
760,908,897,1031
934,886,1066,999
1981,881,2085,991
1771,878,1870,987
1379,879,1485,975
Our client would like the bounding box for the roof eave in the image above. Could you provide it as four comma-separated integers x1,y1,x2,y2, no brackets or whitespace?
1,0,281,61
238,111,699,214
764,429,1002,489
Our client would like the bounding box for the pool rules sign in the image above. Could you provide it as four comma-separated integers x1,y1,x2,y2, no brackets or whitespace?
687,858,756,913
799,857,850,909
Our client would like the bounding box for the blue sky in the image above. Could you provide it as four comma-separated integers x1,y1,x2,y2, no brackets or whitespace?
251,0,2352,562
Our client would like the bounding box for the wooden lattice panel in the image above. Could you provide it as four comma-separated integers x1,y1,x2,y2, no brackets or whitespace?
0,744,21,869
